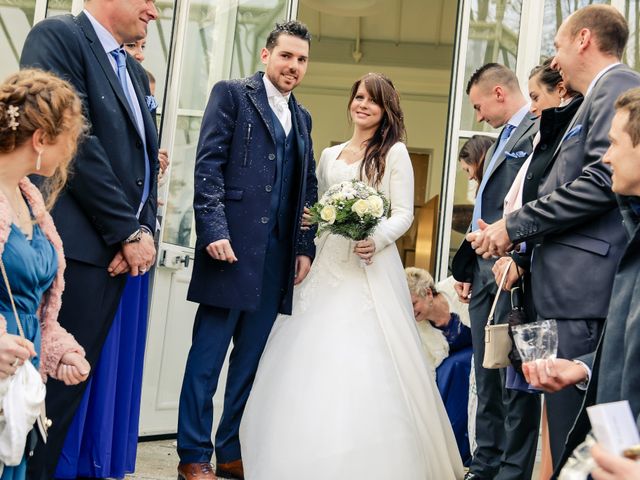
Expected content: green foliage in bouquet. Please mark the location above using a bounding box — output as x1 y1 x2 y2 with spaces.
308 180 390 241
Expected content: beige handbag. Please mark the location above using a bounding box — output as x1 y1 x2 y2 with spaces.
482 259 513 369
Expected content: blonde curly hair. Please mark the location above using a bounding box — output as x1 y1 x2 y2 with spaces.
0 68 87 210
405 267 438 299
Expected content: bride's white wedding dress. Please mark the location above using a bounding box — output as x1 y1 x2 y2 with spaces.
240 142 464 480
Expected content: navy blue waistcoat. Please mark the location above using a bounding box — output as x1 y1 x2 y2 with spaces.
269 108 298 239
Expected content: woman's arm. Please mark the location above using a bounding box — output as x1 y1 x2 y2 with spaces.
371 143 414 251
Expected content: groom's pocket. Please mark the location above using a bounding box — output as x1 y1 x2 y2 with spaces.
225 188 244 201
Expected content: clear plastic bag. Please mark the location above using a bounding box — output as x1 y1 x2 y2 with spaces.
558 432 597 480
511 319 558 363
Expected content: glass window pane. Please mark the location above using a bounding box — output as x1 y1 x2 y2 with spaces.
163 115 201 248
540 0 610 60
0 2 36 81
624 0 640 72
460 0 522 132
447 137 483 271
46 0 72 17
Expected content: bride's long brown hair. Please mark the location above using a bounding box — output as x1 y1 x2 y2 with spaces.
347 73 406 186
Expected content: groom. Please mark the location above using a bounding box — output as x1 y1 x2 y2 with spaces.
177 21 317 480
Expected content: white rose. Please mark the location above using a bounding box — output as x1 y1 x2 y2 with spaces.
351 199 370 217
320 205 337 224
367 195 384 217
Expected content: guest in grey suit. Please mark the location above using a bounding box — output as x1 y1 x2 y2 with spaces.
523 87 640 477
451 64 540 480
467 5 640 467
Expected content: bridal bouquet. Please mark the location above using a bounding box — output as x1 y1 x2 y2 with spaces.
308 180 390 240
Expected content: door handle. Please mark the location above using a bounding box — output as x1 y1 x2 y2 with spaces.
159 249 192 270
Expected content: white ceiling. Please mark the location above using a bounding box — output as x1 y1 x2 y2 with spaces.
299 0 458 46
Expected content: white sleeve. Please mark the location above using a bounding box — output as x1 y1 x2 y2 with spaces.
371 143 414 251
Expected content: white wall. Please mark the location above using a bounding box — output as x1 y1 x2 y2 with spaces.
295 62 452 203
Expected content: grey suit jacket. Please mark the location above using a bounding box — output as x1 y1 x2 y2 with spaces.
505 64 640 319
555 198 640 475
452 111 539 285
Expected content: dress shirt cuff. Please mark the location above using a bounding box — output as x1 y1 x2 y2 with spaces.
572 359 591 391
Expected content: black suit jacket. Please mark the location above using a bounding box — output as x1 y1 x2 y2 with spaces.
20 13 159 267
506 65 640 319
188 73 317 314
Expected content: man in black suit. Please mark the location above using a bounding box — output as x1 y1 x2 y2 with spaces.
468 5 640 467
20 0 159 476
452 64 540 480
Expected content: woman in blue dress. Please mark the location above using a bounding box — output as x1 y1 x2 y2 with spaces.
0 69 90 479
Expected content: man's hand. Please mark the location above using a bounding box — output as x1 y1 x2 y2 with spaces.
0 334 36 378
522 358 588 393
122 232 156 276
454 282 472 304
158 148 170 175
57 352 91 386
300 207 312 231
206 239 238 263
108 251 130 277
467 218 513 258
592 443 640 480
492 256 523 291
294 255 312 285
354 238 376 264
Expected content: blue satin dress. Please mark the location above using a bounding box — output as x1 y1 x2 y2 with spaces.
0 224 57 480
54 274 149 479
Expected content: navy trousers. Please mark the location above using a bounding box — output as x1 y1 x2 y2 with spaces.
177 234 291 464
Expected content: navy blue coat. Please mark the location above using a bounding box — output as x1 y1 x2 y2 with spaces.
188 72 317 314
20 12 159 267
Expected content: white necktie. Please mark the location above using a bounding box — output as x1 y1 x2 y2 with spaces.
273 96 291 135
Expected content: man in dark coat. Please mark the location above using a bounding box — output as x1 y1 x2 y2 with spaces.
523 86 640 478
20 1 159 477
177 21 317 480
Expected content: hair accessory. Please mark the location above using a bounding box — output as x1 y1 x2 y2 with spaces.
6 105 19 131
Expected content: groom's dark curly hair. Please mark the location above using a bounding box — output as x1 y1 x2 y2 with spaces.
265 20 311 51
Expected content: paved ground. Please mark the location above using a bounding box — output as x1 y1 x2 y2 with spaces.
127 439 234 480
128 439 541 479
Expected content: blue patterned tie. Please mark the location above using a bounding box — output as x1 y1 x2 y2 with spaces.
471 123 516 231
110 48 150 216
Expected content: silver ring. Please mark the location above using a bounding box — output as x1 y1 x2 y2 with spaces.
140 268 147 274
11 358 19 368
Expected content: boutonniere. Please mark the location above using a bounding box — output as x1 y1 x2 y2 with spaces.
145 95 158 111
504 150 528 159
563 124 583 141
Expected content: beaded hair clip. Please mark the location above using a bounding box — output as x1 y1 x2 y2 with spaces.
6 105 19 131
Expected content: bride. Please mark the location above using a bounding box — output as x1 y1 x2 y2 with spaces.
240 73 464 480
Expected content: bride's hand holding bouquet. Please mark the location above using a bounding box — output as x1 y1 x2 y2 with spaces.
304 180 389 264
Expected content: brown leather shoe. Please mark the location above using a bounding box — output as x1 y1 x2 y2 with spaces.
216 459 244 479
177 462 217 480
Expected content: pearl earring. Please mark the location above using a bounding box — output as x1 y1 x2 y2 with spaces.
36 151 42 171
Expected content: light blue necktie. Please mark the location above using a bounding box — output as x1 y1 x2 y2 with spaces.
471 123 516 231
110 48 150 217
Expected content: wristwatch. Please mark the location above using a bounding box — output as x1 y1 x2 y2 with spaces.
123 228 143 244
